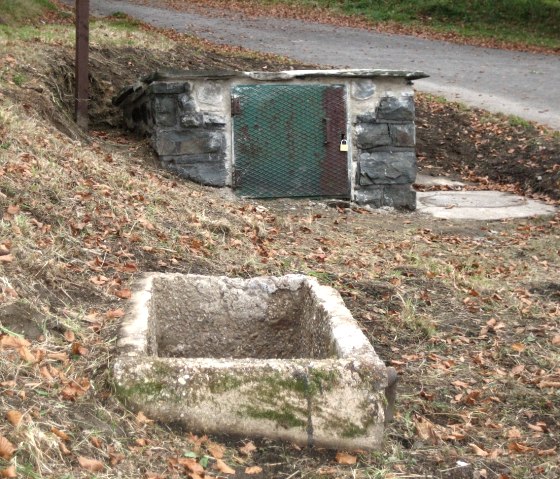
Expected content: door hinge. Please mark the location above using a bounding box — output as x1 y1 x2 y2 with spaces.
231 97 242 116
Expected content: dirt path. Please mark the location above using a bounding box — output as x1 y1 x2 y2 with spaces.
70 0 560 130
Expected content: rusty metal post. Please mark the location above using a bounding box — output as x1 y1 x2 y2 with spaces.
75 0 90 129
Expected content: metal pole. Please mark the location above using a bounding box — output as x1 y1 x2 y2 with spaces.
75 0 90 129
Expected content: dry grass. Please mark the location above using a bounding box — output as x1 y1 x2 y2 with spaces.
0 13 559 479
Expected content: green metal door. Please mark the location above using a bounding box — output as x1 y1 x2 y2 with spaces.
232 84 349 198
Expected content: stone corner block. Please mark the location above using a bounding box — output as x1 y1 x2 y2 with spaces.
359 151 417 186
377 95 415 121
354 185 416 210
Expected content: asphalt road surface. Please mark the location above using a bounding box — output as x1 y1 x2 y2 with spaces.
73 0 560 129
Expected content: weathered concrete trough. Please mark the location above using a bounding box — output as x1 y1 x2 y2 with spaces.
114 273 395 450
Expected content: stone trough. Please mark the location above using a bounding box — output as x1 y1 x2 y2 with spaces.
114 273 396 450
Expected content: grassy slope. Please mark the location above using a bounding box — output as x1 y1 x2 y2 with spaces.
0 0 57 25
186 0 560 50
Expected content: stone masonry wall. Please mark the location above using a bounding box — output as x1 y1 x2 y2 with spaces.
352 93 417 209
121 80 229 187
115 70 424 208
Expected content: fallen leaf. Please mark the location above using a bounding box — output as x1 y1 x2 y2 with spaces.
511 343 526 353
90 436 102 448
6 410 22 427
537 447 556 456
59 441 71 455
106 308 125 319
414 416 441 444
6 205 19 215
245 466 263 474
469 443 489 457
17 346 37 363
61 378 90 400
239 441 257 455
109 452 125 466
552 335 560 345
506 427 522 439
71 342 88 356
537 381 560 389
145 473 165 479
78 456 104 472
51 427 70 442
0 335 30 349
508 442 534 454
64 330 75 342
90 275 109 286
114 288 132 299
0 254 13 263
207 442 225 459
136 411 154 425
0 436 16 460
47 351 69 362
0 465 16 478
178 458 204 474
335 452 357 465
214 459 236 474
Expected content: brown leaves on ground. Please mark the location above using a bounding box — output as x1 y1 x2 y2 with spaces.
78 456 105 472
0 465 17 478
238 441 257 456
244 466 263 474
334 452 357 465
0 436 16 460
213 459 235 475
6 410 22 427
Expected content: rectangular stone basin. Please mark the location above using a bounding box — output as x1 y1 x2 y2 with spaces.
114 273 394 450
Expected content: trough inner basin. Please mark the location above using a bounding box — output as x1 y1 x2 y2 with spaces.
153 276 332 360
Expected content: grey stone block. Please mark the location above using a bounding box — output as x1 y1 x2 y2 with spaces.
389 123 415 146
203 113 227 127
161 153 225 165
355 185 416 210
180 113 203 128
153 96 177 128
351 80 375 100
359 151 417 185
377 95 415 121
354 112 377 124
178 93 197 113
356 124 390 149
149 81 189 95
164 160 228 186
155 130 225 156
384 185 416 210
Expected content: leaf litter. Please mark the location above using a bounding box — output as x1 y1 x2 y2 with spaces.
0 3 558 478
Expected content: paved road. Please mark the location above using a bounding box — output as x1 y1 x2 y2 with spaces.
81 0 560 129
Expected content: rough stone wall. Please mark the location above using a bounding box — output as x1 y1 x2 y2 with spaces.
352 93 417 210
122 80 229 187
117 72 419 208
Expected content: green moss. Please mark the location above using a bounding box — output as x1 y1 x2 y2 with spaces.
253 369 339 404
208 374 243 394
243 405 306 429
340 423 368 438
115 381 164 401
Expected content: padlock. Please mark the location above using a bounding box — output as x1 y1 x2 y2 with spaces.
340 139 348 152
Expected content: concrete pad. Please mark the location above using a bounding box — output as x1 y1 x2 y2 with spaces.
417 190 557 220
415 173 466 188
114 273 393 450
